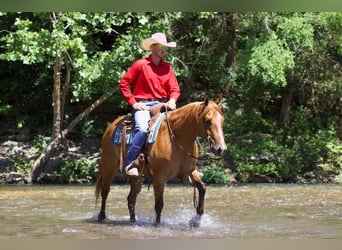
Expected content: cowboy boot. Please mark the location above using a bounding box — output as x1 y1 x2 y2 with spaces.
124 130 147 176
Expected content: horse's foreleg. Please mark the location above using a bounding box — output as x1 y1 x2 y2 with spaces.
153 181 165 225
195 180 206 215
127 176 143 222
189 170 206 227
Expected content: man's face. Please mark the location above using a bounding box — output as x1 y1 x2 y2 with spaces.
151 44 168 58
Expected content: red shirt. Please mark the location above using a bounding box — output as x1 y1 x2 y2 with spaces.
119 56 180 106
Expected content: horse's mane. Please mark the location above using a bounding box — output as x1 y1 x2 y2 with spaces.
168 100 222 128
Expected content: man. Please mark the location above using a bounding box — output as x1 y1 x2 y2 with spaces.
119 32 181 176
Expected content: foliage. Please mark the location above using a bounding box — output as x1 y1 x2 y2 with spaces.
0 12 341 183
79 118 95 138
228 111 340 181
58 158 96 183
326 141 342 170
11 156 33 175
201 166 228 184
32 134 49 155
10 134 49 174
248 33 295 87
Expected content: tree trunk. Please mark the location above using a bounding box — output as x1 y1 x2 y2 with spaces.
222 12 237 95
52 56 61 140
337 106 342 140
280 74 295 127
28 86 120 183
60 52 72 121
61 85 119 137
224 12 237 69
28 135 62 183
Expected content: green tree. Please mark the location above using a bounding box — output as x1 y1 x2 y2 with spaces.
0 12 184 182
0 12 340 183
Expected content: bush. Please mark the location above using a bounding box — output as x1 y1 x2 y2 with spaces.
227 121 340 182
196 138 229 184
284 108 339 176
58 158 96 183
326 140 342 171
201 165 228 184
11 156 33 175
10 134 49 175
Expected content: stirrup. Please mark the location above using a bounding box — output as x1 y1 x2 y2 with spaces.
125 163 139 177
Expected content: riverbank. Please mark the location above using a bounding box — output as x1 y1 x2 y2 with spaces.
0 138 101 185
1 138 341 185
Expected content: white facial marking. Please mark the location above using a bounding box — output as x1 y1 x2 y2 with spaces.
216 112 227 150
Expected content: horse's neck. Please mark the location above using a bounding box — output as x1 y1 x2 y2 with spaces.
168 103 201 141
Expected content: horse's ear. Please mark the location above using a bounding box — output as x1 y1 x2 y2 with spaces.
215 94 223 105
204 95 209 106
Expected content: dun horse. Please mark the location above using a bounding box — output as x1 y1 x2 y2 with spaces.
94 96 227 226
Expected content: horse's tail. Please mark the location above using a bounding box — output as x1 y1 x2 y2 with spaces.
94 163 104 206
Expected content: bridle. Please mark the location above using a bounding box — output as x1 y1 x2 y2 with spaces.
164 104 222 161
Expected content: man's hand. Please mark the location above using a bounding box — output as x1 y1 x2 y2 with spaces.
133 102 147 111
166 98 176 110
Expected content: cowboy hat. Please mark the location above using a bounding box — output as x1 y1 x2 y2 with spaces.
141 32 176 50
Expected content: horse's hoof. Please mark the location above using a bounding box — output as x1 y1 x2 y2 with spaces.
98 216 106 222
189 216 201 227
154 219 162 227
98 211 106 222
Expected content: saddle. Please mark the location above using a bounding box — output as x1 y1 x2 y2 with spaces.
116 103 166 132
148 103 167 132
117 103 167 173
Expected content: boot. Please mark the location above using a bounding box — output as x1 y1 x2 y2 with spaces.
124 130 147 176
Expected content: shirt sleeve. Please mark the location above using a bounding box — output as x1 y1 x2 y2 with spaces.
167 68 181 102
119 61 140 106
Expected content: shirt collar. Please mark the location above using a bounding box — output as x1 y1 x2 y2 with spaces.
146 55 165 66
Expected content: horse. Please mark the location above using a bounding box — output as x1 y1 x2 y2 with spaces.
94 95 227 227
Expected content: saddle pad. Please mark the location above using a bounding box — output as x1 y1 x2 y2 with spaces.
147 112 165 144
111 113 165 145
111 127 133 145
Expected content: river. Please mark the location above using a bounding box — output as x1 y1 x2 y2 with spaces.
0 184 341 239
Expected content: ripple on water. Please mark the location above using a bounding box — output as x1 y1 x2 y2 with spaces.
1 184 341 239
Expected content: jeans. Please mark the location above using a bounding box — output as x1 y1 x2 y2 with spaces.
124 101 161 166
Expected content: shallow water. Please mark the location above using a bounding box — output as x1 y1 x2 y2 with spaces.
0 184 341 239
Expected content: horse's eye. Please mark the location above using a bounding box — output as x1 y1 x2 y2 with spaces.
205 118 212 126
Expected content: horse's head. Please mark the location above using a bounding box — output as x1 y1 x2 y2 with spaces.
199 95 227 156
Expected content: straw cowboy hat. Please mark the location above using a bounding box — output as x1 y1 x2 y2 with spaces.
141 32 176 50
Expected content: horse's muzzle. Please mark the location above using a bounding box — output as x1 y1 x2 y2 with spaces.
208 136 227 156
215 147 226 156
211 145 226 156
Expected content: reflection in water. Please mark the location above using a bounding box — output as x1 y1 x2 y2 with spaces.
0 184 341 239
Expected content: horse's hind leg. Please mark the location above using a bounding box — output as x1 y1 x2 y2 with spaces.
98 185 109 221
127 176 143 222
96 159 118 222
188 170 206 227
97 172 115 221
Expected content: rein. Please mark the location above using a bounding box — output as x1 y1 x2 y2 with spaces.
164 106 200 160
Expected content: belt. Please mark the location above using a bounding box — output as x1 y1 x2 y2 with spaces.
136 97 167 102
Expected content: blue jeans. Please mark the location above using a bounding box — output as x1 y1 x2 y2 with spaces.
124 101 161 166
